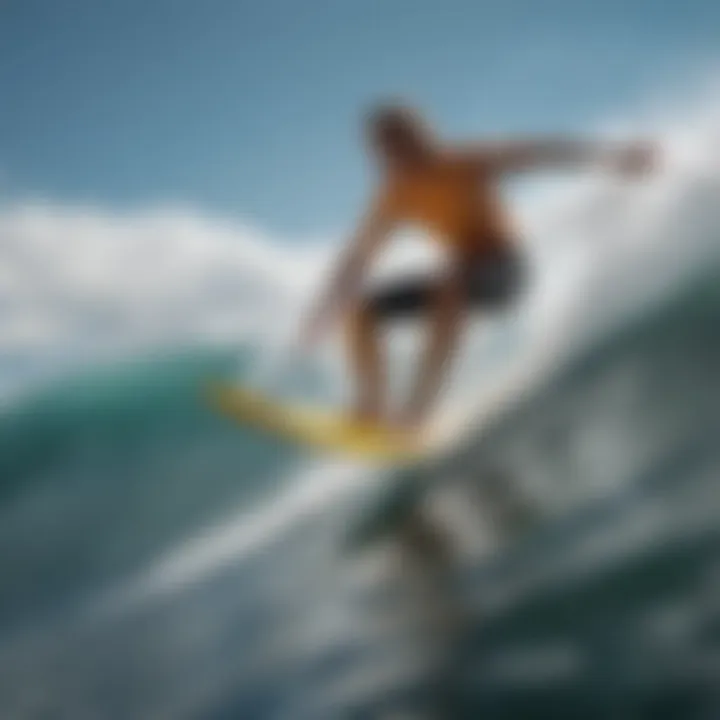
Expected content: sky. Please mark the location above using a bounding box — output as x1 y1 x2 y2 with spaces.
2 0 719 236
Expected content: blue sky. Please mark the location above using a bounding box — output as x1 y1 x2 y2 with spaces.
1 0 718 234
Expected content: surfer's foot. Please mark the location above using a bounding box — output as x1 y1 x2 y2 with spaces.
387 410 427 437
350 404 426 442
349 405 385 428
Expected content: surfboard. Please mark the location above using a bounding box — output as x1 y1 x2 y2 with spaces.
206 382 432 464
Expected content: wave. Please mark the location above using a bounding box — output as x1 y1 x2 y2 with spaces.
0 346 307 631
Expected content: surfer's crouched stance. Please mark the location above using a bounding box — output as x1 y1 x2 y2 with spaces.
300 105 655 432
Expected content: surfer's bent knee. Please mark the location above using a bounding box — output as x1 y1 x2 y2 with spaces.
346 301 378 338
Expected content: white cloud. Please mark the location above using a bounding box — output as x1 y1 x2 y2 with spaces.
0 203 330 392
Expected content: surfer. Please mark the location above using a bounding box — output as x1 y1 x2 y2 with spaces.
300 104 655 432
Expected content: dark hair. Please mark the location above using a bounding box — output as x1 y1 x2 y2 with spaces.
365 103 429 151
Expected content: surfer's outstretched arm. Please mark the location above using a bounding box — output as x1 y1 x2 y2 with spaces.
468 138 656 176
299 194 396 347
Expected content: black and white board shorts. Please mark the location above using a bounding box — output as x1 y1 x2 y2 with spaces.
367 243 526 321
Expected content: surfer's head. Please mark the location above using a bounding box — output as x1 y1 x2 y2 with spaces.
366 103 435 168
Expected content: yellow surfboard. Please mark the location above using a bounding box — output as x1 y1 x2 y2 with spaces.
206 382 429 464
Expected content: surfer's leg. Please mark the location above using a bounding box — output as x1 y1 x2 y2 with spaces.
397 245 526 428
399 263 466 428
350 275 435 423
346 302 385 422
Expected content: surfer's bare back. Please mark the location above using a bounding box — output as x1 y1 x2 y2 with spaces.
300 104 656 432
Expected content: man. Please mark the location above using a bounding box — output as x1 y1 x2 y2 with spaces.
300 105 654 433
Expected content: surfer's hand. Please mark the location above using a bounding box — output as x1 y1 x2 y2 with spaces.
611 143 657 177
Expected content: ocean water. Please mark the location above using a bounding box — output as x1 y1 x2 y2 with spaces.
0 260 717 720
1 96 720 719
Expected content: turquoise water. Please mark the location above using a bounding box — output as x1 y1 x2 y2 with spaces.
0 349 303 631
